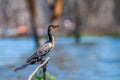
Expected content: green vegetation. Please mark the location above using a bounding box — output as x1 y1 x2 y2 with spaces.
32 71 55 80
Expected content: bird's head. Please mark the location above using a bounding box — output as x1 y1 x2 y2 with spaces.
49 25 59 30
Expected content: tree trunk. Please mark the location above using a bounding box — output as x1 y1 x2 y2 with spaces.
27 0 40 47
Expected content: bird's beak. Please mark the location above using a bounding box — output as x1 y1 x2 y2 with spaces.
53 25 59 29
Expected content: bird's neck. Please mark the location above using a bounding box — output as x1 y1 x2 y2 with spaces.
48 28 55 47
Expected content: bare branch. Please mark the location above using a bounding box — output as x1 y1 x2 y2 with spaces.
28 57 50 80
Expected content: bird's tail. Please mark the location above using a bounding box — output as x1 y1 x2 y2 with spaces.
13 63 29 71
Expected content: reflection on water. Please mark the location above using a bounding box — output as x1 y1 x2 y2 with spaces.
0 36 120 80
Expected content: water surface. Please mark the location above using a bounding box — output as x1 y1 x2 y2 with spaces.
0 36 120 80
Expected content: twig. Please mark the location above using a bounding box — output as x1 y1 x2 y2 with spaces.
28 57 50 80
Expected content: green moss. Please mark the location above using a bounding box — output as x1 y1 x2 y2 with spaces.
32 71 55 80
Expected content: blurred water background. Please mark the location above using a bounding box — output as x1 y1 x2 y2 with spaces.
0 36 120 80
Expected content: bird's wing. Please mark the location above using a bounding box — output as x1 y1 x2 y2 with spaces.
37 42 53 56
26 42 53 63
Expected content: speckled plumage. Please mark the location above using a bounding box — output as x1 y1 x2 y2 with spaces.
27 42 53 64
